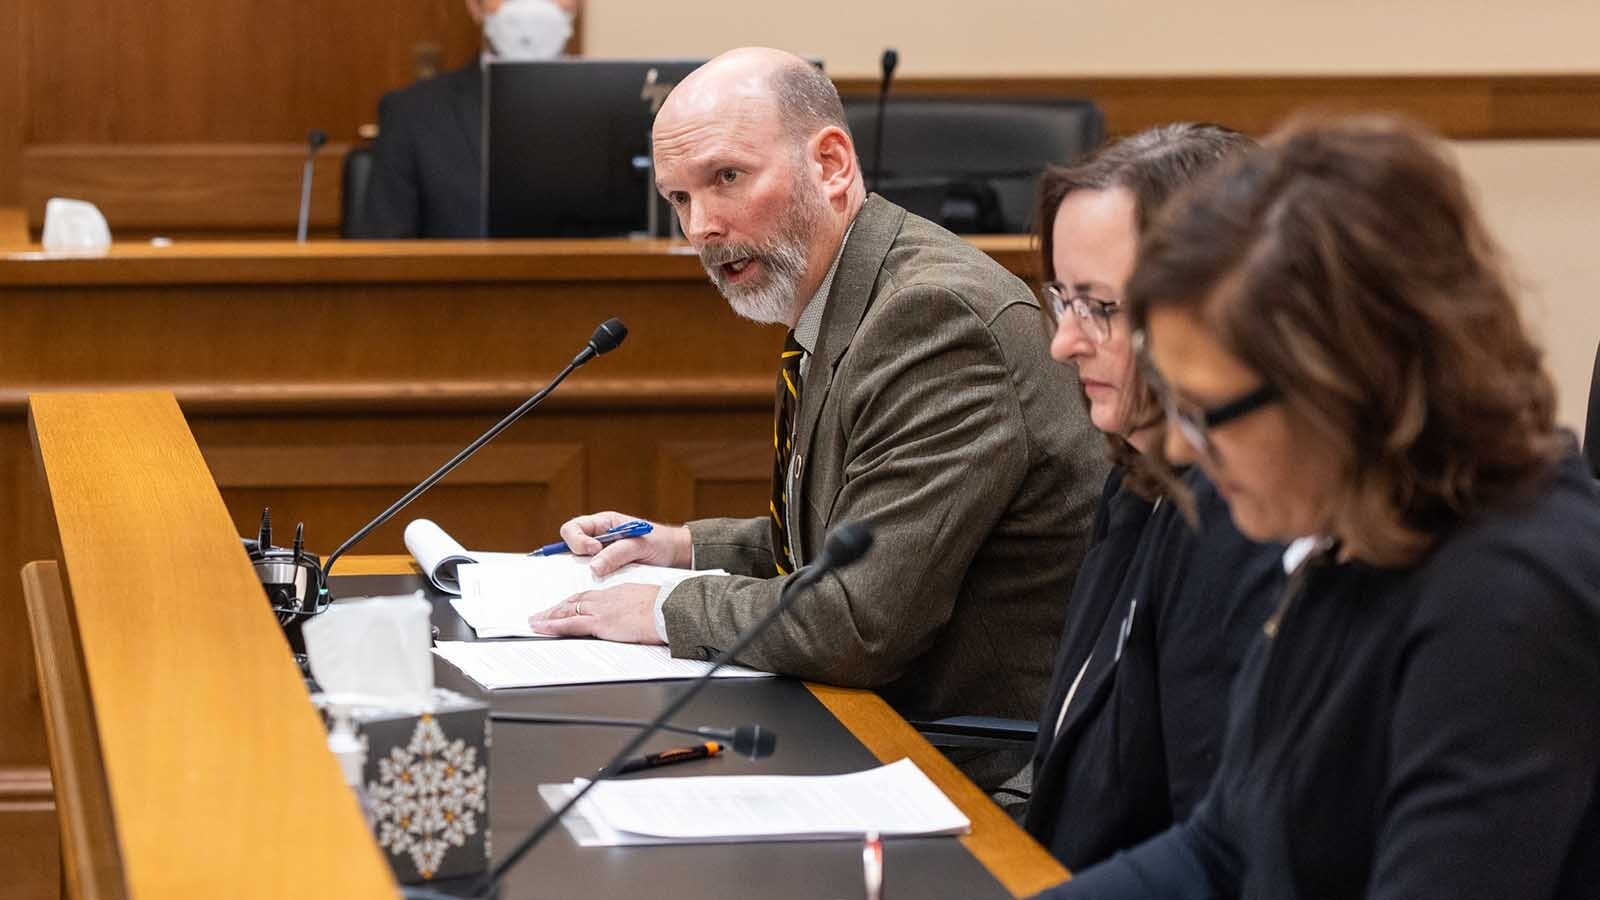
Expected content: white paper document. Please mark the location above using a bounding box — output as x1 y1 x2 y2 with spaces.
537 758 970 846
431 639 774 690
451 556 727 639
403 518 528 595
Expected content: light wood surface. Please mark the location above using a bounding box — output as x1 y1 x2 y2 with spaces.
28 391 395 898
341 554 1071 898
22 560 123 900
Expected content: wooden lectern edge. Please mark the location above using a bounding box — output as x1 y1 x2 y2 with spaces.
341 553 1072 898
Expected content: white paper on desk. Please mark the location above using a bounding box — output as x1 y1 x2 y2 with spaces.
538 758 969 846
451 557 728 639
403 518 527 595
431 639 774 690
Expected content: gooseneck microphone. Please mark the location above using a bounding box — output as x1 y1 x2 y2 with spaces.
315 319 629 603
490 712 778 759
472 521 876 898
296 128 328 243
870 48 899 195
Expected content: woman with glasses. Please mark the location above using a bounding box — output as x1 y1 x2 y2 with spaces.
1022 123 1284 873
1036 116 1600 899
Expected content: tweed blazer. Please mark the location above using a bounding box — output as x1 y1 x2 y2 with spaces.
663 195 1107 721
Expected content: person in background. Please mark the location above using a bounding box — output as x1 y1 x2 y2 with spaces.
1021 123 1283 871
355 0 579 238
1038 115 1600 899
527 48 1108 788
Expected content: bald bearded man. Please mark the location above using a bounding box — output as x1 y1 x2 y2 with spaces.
531 49 1105 763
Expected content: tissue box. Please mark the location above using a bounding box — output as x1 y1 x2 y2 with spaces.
344 690 492 883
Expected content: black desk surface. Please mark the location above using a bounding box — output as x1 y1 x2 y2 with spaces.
336 573 1012 900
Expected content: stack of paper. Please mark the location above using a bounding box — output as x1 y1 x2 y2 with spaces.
453 556 727 639
403 518 527 594
432 640 774 690
538 758 970 846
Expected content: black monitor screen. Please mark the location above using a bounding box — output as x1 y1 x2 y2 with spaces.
484 59 706 238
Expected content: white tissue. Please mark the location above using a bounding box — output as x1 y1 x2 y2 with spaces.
41 197 112 253
303 592 435 711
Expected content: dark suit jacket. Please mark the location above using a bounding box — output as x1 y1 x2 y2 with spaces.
355 63 484 239
1024 467 1281 871
663 195 1108 723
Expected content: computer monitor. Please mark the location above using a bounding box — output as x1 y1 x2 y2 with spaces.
484 59 707 238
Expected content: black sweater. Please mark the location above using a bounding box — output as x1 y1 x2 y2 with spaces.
1025 467 1282 871
1037 453 1600 900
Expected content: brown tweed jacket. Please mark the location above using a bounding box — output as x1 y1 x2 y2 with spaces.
663 195 1107 721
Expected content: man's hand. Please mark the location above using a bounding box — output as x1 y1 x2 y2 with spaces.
558 510 692 577
528 582 663 644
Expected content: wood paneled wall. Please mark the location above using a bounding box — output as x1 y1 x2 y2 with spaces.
3 0 1599 237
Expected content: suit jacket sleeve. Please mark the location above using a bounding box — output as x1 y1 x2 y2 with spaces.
662 283 1032 685
357 91 422 239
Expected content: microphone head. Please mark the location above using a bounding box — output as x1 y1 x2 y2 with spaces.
307 129 328 152
881 48 899 77
731 725 777 759
588 318 628 357
820 521 875 569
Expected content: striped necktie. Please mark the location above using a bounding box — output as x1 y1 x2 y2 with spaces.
769 331 804 574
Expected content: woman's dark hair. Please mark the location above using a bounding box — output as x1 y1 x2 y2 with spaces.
1035 123 1256 500
1127 114 1564 565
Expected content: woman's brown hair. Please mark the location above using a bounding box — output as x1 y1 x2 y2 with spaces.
1035 123 1256 499
1127 114 1565 566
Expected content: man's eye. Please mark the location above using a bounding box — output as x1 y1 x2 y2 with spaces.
668 192 689 206
717 169 739 185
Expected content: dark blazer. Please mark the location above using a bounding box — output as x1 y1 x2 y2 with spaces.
664 195 1109 724
1024 467 1281 871
355 63 484 239
1040 451 1600 900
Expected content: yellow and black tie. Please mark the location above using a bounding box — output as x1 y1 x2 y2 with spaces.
769 331 804 574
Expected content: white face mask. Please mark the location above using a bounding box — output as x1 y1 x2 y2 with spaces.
483 0 573 62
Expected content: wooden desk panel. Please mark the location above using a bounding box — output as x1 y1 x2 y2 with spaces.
0 236 1040 883
28 391 395 898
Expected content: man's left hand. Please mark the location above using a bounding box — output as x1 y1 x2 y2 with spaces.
528 582 664 644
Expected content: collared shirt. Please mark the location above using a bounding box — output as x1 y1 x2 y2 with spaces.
650 221 855 643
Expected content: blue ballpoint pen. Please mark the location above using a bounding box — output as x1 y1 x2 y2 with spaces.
528 520 653 557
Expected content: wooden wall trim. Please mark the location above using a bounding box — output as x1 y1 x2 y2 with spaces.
12 74 1600 239
0 765 53 811
20 142 351 231
0 377 775 416
0 0 22 208
0 207 27 248
0 235 1034 284
833 73 1600 140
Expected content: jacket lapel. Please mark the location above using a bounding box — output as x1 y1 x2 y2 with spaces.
789 194 905 563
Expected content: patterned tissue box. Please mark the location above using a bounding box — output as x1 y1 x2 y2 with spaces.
344 690 492 883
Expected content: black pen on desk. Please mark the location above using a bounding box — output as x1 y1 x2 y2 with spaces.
608 740 722 776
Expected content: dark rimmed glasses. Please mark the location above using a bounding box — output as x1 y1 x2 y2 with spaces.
1134 330 1280 465
1043 281 1121 345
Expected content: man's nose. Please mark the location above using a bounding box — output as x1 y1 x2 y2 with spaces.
685 201 725 245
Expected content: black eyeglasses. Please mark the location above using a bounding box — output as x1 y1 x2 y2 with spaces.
1042 282 1121 345
1134 330 1279 465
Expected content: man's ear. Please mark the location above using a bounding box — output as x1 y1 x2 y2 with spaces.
811 126 859 207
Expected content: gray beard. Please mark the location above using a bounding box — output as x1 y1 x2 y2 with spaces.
698 187 826 325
